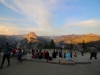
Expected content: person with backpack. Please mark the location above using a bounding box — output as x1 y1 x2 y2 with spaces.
0 42 12 69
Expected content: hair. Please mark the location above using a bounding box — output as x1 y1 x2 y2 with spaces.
5 42 9 45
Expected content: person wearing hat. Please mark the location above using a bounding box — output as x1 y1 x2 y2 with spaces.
65 50 71 60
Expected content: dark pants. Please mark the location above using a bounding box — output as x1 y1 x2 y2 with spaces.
1 54 10 67
81 52 84 56
90 52 97 60
18 57 22 62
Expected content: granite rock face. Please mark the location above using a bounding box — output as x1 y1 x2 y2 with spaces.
25 32 39 43
17 32 44 49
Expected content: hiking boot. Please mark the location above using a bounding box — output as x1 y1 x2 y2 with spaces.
7 64 10 67
0 66 3 69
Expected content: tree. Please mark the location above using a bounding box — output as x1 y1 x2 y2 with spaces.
82 40 86 51
50 39 55 49
44 42 47 49
69 44 73 50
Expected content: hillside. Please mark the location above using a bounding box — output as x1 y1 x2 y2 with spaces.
53 33 100 44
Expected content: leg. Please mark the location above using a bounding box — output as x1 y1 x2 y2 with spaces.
1 55 6 67
7 54 10 66
90 53 92 60
95 52 97 59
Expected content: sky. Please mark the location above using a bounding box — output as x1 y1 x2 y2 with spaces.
0 0 100 36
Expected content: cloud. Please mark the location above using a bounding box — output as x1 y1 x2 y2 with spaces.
64 19 100 28
0 0 58 34
0 0 100 35
0 25 29 35
1 0 55 26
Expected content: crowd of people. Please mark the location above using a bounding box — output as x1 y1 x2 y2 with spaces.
0 42 98 69
0 42 27 69
31 49 75 61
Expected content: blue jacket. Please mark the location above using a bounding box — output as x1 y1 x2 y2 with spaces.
65 53 71 60
4 45 12 55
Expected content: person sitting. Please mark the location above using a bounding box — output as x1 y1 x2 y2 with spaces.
65 50 72 60
90 45 97 60
38 49 42 59
45 50 49 59
34 50 38 59
42 50 45 58
52 50 56 58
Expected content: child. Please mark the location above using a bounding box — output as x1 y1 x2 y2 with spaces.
18 49 22 62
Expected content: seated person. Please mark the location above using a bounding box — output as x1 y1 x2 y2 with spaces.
65 50 72 60
52 50 56 58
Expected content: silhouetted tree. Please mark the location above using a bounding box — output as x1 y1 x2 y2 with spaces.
69 44 73 50
50 39 55 49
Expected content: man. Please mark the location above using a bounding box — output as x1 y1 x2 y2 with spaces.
90 45 97 60
81 48 84 56
0 42 12 69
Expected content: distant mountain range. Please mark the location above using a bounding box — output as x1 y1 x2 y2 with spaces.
0 32 100 49
53 33 100 44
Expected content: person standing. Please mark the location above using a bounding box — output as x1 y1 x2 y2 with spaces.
81 48 84 56
90 46 97 60
0 42 12 69
18 49 22 62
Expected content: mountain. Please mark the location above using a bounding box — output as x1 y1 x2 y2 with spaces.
0 32 100 49
17 32 44 49
53 33 100 44
0 35 23 48
25 32 39 43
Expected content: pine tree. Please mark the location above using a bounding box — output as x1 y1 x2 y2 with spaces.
50 39 55 49
44 42 47 49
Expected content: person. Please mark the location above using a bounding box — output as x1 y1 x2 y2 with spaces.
63 50 66 58
52 50 56 58
34 50 38 59
90 46 97 60
22 48 27 56
45 50 49 59
12 47 16 57
59 51 62 58
32 49 35 55
65 50 71 60
16 48 19 56
38 49 42 59
81 48 84 56
0 42 12 69
18 49 22 62
70 50 72 58
55 50 58 56
42 50 45 58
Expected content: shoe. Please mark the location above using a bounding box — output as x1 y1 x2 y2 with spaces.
0 66 3 69
7 64 10 67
